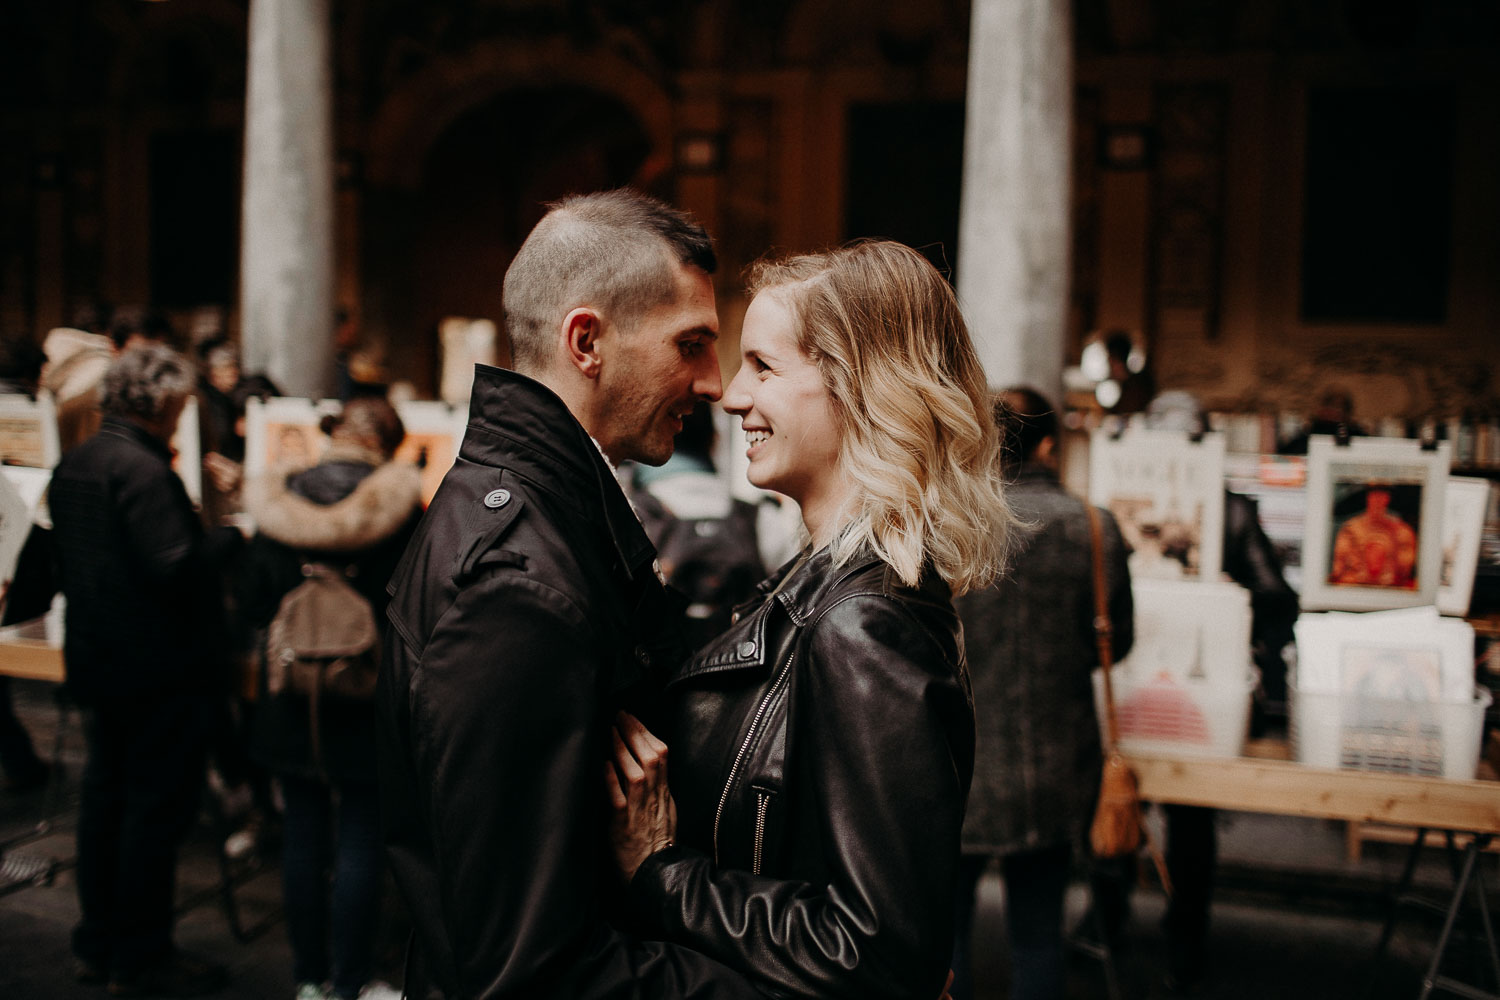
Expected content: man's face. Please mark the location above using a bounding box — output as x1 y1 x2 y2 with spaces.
594 262 721 466
1367 489 1391 516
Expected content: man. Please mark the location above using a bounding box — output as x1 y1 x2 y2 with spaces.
950 387 1134 1000
49 344 242 996
378 190 759 999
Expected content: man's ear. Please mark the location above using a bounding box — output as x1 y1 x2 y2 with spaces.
1035 434 1059 469
561 308 604 379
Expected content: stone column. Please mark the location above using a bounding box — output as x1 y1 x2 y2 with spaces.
239 0 335 398
957 0 1072 397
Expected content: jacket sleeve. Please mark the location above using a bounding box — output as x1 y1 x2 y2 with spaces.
394 571 758 1000
118 463 241 583
1099 508 1135 663
629 595 971 1000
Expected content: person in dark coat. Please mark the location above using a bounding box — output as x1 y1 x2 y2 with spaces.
48 344 243 997
949 387 1135 1000
606 241 1017 999
377 190 759 999
238 396 421 1000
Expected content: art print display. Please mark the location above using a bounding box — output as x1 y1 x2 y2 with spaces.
1436 476 1491 617
1089 428 1225 582
0 471 31 604
0 393 60 469
393 401 467 507
1299 437 1448 612
170 395 201 506
1293 606 1482 778
243 396 341 480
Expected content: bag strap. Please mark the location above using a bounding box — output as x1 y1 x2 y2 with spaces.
1087 505 1174 896
1085 505 1119 752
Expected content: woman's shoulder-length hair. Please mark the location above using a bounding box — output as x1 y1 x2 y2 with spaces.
746 240 1016 596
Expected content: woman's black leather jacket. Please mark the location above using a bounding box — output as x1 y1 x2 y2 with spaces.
627 544 976 999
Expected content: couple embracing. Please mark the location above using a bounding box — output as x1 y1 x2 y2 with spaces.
378 189 1018 1000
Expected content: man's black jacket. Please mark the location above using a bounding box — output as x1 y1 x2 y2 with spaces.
378 365 757 999
48 416 240 701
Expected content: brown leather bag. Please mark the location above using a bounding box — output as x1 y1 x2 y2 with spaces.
1085 506 1145 860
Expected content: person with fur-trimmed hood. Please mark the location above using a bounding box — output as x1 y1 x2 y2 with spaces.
238 396 422 1000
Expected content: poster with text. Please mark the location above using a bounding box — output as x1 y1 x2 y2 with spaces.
1089 428 1226 582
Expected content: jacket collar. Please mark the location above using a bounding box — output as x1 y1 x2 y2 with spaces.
1010 461 1060 487
461 364 657 584
98 414 173 462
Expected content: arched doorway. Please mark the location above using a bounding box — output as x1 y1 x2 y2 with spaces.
366 87 659 395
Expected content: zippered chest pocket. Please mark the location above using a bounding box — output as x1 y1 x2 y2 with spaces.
751 785 777 875
713 649 794 868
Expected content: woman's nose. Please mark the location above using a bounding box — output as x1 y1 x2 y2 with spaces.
721 366 752 415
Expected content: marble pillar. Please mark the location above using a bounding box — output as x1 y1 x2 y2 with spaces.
239 0 335 398
957 0 1072 398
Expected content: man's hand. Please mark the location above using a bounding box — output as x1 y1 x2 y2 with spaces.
204 452 243 494
605 712 677 883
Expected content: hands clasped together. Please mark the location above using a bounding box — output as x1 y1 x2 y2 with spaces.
605 712 677 882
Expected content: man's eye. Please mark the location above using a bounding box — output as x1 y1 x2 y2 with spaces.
680 340 705 358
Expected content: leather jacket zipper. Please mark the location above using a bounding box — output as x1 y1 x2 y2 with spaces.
752 791 770 875
713 649 795 865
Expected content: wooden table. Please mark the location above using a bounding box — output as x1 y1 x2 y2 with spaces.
1126 742 1500 999
0 637 64 683
1129 740 1500 836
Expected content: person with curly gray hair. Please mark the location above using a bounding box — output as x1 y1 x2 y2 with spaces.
49 343 245 997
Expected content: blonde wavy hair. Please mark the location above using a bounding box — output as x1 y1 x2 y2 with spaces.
747 240 1016 595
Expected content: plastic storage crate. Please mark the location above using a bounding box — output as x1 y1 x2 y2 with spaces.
1290 685 1492 780
1092 669 1256 759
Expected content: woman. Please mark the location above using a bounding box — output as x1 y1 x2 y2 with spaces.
608 240 1017 999
239 397 421 1000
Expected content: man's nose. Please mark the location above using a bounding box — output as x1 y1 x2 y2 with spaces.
694 356 723 402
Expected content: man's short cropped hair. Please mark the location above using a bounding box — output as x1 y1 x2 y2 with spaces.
100 344 195 423
503 189 716 373
996 386 1058 468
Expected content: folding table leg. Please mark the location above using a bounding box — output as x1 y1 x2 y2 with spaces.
1420 836 1500 1000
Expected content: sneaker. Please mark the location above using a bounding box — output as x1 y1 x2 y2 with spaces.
223 810 264 860
107 951 227 997
295 983 329 1000
356 982 402 1000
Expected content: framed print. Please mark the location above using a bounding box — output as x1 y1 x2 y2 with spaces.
1300 436 1448 612
243 396 342 481
170 395 201 507
1089 428 1226 582
1436 476 1491 617
394 401 467 507
0 470 31 603
0 393 60 469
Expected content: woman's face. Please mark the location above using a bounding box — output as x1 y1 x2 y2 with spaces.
723 289 843 516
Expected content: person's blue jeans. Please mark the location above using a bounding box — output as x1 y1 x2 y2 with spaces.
952 843 1073 1000
279 773 381 999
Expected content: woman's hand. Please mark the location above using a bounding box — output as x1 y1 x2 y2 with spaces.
605 712 677 883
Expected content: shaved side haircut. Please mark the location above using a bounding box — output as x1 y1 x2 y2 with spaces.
503 189 717 374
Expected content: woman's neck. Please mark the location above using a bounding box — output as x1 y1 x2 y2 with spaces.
798 481 855 550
